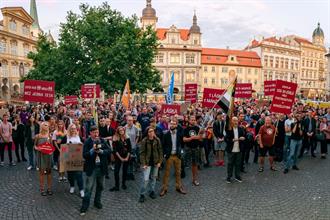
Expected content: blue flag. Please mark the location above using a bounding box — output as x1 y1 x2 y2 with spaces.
166 72 175 104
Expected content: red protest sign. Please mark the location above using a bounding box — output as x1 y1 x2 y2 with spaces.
235 83 252 98
270 80 297 114
81 84 100 99
202 88 225 108
24 80 55 104
184 83 198 104
65 96 78 105
161 104 180 116
264 80 276 96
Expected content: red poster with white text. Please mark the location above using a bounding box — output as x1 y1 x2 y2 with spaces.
235 83 252 98
270 80 297 114
202 88 225 108
264 80 276 96
161 104 181 116
65 96 78 105
24 80 55 104
184 83 198 104
81 84 100 99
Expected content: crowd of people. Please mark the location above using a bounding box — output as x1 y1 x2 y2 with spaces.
0 99 329 216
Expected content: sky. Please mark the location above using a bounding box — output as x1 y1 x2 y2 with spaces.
1 0 329 49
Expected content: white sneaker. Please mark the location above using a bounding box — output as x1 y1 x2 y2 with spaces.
70 187 75 194
53 165 58 171
80 190 85 198
36 167 39 171
58 176 63 182
0 162 4 166
27 166 32 170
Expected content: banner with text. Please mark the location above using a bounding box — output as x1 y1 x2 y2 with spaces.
81 84 100 99
59 144 84 173
270 80 297 114
202 88 225 108
184 83 198 104
264 80 276 96
161 104 181 116
24 80 55 104
235 83 252 98
64 96 78 105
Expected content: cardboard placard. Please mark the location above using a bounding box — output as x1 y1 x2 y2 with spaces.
59 144 84 172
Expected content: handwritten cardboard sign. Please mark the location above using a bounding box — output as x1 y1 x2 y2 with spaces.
59 144 84 172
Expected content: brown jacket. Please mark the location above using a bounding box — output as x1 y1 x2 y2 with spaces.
140 136 163 166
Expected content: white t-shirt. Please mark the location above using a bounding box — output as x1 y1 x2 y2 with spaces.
232 127 240 153
284 118 294 136
67 135 81 144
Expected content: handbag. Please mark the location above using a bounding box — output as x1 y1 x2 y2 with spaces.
316 132 325 141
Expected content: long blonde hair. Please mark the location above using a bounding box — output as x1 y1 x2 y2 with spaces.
67 124 78 138
40 122 50 136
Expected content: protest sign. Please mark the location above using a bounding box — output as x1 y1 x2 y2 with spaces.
270 80 297 114
65 96 78 105
161 104 180 116
202 88 225 108
235 83 252 98
184 83 198 104
81 84 100 99
59 144 84 173
24 80 55 104
264 80 276 96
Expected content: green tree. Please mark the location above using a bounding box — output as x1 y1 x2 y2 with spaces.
25 2 161 96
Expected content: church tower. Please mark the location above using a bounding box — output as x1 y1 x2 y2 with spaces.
189 11 201 46
312 22 324 47
30 0 42 37
140 0 158 30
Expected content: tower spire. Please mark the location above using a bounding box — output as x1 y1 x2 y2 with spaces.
189 10 200 34
30 0 40 29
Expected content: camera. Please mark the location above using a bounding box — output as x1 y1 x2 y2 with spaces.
94 139 102 150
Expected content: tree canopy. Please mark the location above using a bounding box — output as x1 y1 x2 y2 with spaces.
25 2 161 96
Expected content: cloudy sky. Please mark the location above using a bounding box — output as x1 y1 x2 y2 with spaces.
1 0 329 49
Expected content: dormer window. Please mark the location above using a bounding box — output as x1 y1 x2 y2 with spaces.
171 38 176 44
229 55 236 62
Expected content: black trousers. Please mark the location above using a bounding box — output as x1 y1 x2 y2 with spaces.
13 138 25 161
300 136 316 156
114 160 128 187
227 152 242 179
0 142 13 163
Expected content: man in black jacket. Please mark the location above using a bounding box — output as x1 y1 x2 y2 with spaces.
160 120 186 197
80 126 110 216
225 117 245 183
299 111 316 158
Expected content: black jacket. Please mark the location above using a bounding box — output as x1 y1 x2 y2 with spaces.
213 120 225 139
25 123 40 147
162 129 183 159
302 117 316 135
225 127 245 153
83 137 110 176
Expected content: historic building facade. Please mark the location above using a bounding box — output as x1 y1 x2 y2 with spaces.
246 37 301 97
201 48 262 94
140 0 202 98
0 0 42 100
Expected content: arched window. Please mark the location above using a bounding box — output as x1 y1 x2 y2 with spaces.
0 38 6 53
9 20 17 31
10 41 18 55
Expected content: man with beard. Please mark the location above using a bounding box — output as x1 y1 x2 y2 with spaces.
160 120 186 197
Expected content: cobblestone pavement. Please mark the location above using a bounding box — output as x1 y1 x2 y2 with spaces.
0 152 329 220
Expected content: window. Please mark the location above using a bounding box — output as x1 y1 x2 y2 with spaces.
280 58 284 68
173 71 180 82
295 61 298 70
194 40 198 45
285 59 289 69
155 53 164 63
255 69 258 75
212 78 216 85
222 67 228 73
9 20 17 31
12 64 19 77
186 71 195 82
10 41 18 55
204 78 208 84
203 66 208 72
263 56 268 67
211 66 215 72
236 68 242 74
275 57 279 68
22 25 30 36
170 53 180 64
0 39 6 53
290 60 294 69
269 57 274 67
171 38 176 44
23 44 30 56
1 62 8 77
248 69 251 74
185 54 195 64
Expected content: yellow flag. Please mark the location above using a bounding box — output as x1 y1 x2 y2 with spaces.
121 80 130 109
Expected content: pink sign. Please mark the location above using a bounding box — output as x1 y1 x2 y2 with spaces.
24 80 55 104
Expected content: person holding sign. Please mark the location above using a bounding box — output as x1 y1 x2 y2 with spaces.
34 122 54 196
109 126 132 192
258 117 276 172
63 124 84 198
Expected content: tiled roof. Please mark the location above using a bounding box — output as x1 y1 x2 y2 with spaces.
294 37 313 45
202 48 262 68
263 37 289 45
156 28 190 41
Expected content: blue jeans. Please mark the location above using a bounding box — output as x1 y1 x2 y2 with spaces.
283 136 291 163
67 171 84 191
140 166 158 195
285 139 302 169
81 167 104 210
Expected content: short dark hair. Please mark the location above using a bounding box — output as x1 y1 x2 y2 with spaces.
90 126 98 133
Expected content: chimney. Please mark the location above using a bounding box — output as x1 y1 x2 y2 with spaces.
226 46 230 50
